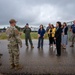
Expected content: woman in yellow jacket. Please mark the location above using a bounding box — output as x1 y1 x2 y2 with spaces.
48 24 56 48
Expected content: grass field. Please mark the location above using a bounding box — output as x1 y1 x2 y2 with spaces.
0 31 74 41
0 32 48 39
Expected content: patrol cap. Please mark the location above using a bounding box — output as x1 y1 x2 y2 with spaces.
26 23 29 25
9 19 17 24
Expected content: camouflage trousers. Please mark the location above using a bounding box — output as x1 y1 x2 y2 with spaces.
8 43 19 66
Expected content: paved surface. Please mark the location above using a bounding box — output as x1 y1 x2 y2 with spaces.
0 40 75 75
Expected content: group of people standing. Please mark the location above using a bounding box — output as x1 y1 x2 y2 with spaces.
5 19 75 70
23 21 69 56
46 22 62 56
46 22 68 50
37 20 75 56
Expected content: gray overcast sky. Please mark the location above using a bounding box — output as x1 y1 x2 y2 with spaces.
0 0 75 26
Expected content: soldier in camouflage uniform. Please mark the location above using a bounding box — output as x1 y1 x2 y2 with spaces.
6 19 22 70
23 23 34 48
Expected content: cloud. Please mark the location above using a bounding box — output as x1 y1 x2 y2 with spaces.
0 0 75 26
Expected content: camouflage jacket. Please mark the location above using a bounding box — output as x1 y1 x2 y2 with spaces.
6 26 22 47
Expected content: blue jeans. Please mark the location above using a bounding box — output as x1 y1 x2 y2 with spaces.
38 37 44 48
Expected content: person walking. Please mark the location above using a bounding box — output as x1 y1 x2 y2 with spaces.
62 22 68 49
6 19 22 70
23 23 34 48
54 21 62 56
37 24 45 49
70 20 75 47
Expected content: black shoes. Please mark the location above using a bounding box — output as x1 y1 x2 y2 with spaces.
37 47 43 49
0 54 3 56
70 45 74 47
37 47 40 48
56 54 61 56
0 54 2 66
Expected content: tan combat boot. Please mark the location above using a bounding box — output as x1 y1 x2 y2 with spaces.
10 64 15 69
15 64 23 70
31 45 34 48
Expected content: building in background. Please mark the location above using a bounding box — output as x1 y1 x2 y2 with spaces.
67 21 73 26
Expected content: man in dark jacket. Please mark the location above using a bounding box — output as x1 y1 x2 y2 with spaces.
23 23 34 48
